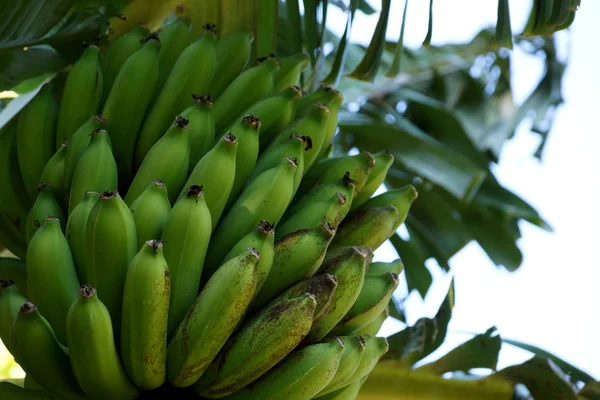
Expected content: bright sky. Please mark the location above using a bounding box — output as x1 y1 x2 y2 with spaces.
335 0 600 378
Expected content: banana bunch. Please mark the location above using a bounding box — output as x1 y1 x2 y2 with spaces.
0 18 419 400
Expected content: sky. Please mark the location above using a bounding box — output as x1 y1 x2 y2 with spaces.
335 0 600 378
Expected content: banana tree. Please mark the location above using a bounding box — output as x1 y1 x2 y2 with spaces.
0 0 598 399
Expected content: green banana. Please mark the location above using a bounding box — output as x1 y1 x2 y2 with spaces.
209 29 254 99
0 382 52 399
102 35 160 188
25 183 66 242
155 18 194 97
179 133 238 229
39 141 68 209
0 279 27 354
297 151 375 199
24 374 46 392
162 185 212 337
63 115 107 195
274 52 310 92
330 205 399 252
213 55 279 133
341 335 388 386
0 117 31 221
315 375 368 400
16 85 58 201
222 338 345 400
66 191 100 284
355 184 419 232
251 222 336 313
167 248 259 388
222 115 261 213
322 142 335 158
306 246 372 342
85 191 137 337
358 307 389 336
130 180 172 249
135 28 217 167
195 293 317 398
125 116 190 206
351 150 394 210
101 25 149 102
68 129 118 215
368 259 404 275
66 284 139 400
26 217 80 345
317 335 366 396
56 45 103 148
0 212 27 260
0 259 27 296
121 240 170 390
205 157 298 278
10 302 85 400
332 272 399 336
180 94 215 169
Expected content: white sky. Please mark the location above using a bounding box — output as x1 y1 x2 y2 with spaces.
335 0 600 378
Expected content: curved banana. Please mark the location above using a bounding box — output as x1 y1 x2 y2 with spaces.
167 248 259 388
0 382 53 399
85 191 137 337
102 35 161 188
121 240 170 390
68 129 118 215
66 191 100 284
274 52 310 92
24 374 46 392
368 259 404 275
315 375 368 400
195 293 317 398
351 150 394 210
26 217 80 345
0 279 28 354
222 338 345 400
180 133 238 229
10 302 85 400
0 258 27 296
16 84 58 201
63 115 107 195
161 185 212 337
66 285 139 399
355 184 419 232
129 180 171 249
180 94 215 169
135 27 217 167
340 335 388 387
306 246 372 342
125 116 190 206
25 183 66 242
155 18 194 97
56 45 103 148
330 205 399 252
39 141 68 209
358 307 389 336
0 117 31 222
209 29 254 99
317 335 366 396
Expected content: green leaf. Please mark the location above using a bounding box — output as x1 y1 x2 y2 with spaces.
389 233 432 298
255 0 278 57
284 0 302 55
0 46 64 92
357 0 376 15
303 0 320 65
493 0 513 49
386 0 409 78
580 381 600 400
321 0 358 86
0 76 54 131
422 0 433 47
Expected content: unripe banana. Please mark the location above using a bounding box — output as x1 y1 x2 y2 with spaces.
367 259 404 275
213 55 279 133
129 180 171 249
63 115 107 194
341 335 389 386
167 248 259 388
26 217 80 345
0 259 27 296
24 374 46 392
351 150 394 210
358 307 389 336
162 185 212 337
274 52 310 92
155 18 194 97
179 133 238 229
10 302 85 400
195 293 317 398
135 28 217 166
332 272 399 336
125 116 190 206
0 279 27 354
298 151 375 199
39 141 68 208
356 184 419 232
0 382 53 399
25 183 66 242
330 205 399 252
180 94 215 169
16 85 58 202
101 25 149 101
209 29 254 99
222 338 345 400
251 222 336 313
102 36 160 187
317 335 366 396
66 285 139 400
0 117 31 220
205 157 298 278
0 213 27 260
68 129 118 215
66 191 100 284
315 375 368 400
121 240 170 390
306 246 372 342
85 191 137 337
322 142 335 158
56 45 103 148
